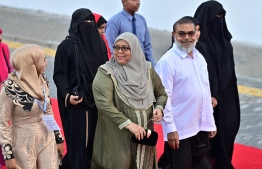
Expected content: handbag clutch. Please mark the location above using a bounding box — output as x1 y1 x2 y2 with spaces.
131 129 158 146
69 85 83 99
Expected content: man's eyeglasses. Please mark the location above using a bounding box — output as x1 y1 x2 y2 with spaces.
176 31 195 38
113 46 131 52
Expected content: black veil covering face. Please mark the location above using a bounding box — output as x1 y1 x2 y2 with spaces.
66 8 108 108
194 1 240 169
53 8 108 169
194 1 234 91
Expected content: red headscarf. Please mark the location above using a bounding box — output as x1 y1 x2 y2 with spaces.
93 13 111 60
0 28 13 85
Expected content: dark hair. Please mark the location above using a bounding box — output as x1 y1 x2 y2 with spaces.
173 18 196 32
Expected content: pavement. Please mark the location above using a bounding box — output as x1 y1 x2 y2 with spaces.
0 6 262 150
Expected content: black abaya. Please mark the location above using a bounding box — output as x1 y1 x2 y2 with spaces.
194 1 240 168
53 8 108 169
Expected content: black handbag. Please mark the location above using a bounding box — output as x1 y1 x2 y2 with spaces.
69 85 83 99
131 129 158 146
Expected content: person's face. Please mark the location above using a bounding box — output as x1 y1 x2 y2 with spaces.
0 34 2 43
40 56 48 75
173 23 196 49
113 39 131 65
122 0 140 14
195 25 200 41
98 23 106 36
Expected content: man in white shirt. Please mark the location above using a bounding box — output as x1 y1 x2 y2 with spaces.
155 18 217 169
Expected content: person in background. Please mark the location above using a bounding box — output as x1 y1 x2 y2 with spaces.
93 13 111 60
0 44 64 169
0 27 14 169
155 18 217 169
106 0 156 67
53 8 108 169
194 1 241 168
0 28 13 85
91 32 167 169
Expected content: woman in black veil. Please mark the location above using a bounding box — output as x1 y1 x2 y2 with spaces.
53 8 108 169
194 1 240 169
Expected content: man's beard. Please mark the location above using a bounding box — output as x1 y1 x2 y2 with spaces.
174 38 196 54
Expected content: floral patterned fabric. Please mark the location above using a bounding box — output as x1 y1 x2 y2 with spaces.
1 143 14 160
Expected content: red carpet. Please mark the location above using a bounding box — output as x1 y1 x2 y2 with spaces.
154 124 262 169
3 98 259 169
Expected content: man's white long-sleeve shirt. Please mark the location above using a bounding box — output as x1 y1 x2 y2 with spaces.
155 44 216 141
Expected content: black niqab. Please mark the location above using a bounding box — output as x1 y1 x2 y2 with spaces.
194 1 235 91
66 8 108 108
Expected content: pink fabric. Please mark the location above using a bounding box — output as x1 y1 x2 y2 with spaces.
101 34 111 60
93 13 111 60
2 43 14 72
0 42 7 168
0 42 13 84
0 28 10 168
0 151 4 168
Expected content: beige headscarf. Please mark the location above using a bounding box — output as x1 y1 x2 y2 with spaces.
9 44 48 100
104 32 155 110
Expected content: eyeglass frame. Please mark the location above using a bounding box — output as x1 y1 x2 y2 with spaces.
112 45 131 52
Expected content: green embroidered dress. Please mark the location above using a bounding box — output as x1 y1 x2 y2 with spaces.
91 66 167 169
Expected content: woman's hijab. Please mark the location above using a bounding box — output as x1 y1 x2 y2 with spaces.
93 13 107 28
194 1 234 91
93 13 111 60
105 32 154 110
66 8 108 108
9 44 48 100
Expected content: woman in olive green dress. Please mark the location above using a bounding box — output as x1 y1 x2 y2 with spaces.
91 32 167 169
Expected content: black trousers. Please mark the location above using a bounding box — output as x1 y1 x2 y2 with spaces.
164 131 211 169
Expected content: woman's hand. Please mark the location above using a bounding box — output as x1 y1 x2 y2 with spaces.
153 108 163 122
5 159 17 169
57 143 64 158
125 122 146 140
69 95 83 105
